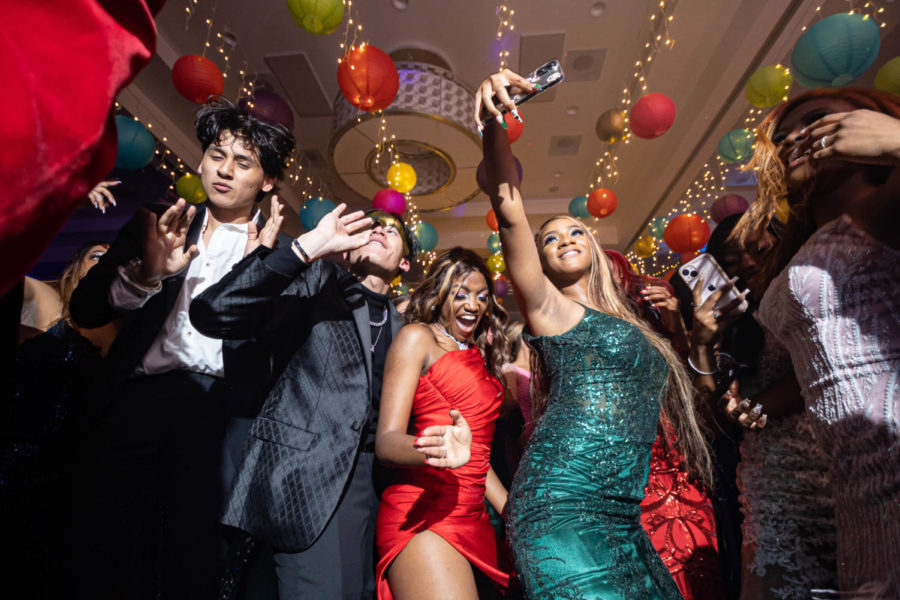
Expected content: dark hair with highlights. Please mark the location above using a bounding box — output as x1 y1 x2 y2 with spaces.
194 98 296 180
404 248 509 384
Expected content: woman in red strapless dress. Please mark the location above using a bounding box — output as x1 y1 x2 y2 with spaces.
375 248 511 600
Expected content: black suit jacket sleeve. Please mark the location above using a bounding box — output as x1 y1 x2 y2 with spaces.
190 243 331 341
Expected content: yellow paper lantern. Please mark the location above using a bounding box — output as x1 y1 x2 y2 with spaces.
387 162 416 194
175 174 207 204
745 65 793 108
874 57 900 95
634 235 657 258
390 274 402 287
486 253 506 273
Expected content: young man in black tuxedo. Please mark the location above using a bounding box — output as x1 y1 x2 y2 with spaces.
65 100 294 598
190 206 416 599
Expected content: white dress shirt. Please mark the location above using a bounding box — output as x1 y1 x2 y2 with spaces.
109 209 256 377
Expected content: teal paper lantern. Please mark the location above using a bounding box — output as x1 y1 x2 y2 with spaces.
415 221 438 253
649 216 669 239
114 115 155 170
299 197 336 231
718 128 755 164
791 12 880 88
568 195 591 219
487 232 502 254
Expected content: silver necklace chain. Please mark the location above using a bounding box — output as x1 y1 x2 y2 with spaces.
433 322 470 351
369 307 388 327
369 307 388 353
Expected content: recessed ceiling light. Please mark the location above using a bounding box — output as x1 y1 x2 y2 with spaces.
566 105 579 115
392 0 409 9
590 2 607 17
553 171 563 178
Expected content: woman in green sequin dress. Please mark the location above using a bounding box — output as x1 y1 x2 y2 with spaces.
475 70 713 599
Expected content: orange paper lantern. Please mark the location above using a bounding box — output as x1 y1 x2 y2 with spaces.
172 55 224 104
337 44 399 113
663 214 710 254
486 209 499 231
587 188 618 218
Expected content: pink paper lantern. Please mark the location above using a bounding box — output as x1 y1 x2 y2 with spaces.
629 93 676 139
709 194 749 224
372 188 406 214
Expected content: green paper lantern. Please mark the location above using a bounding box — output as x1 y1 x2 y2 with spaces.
415 221 438 253
175 174 207 204
568 195 590 219
745 65 793 108
286 0 345 35
875 57 900 95
487 232 502 254
718 128 755 164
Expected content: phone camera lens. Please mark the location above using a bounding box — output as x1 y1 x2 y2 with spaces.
707 284 716 292
681 269 689 276
690 270 698 277
536 67 548 76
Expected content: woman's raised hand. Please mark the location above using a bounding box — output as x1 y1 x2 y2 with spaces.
690 276 745 347
805 109 900 166
473 69 535 131
414 409 472 469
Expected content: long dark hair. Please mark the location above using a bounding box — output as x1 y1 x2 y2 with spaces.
404 248 509 384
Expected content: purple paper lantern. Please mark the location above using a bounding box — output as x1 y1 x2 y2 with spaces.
239 90 295 131
372 188 406 214
476 158 523 195
494 276 510 298
710 194 749 223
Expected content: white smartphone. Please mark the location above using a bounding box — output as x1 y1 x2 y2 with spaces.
677 253 748 313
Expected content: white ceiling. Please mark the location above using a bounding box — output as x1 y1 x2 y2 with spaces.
120 0 900 264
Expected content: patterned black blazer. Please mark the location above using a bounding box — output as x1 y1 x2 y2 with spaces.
189 243 403 552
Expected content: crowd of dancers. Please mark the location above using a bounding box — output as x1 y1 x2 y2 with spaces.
2 42 899 600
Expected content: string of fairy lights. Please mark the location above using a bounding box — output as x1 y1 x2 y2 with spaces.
626 0 891 276
495 2 516 72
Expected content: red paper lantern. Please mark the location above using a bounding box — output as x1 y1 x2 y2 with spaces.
486 209 499 231
504 110 524 143
337 44 399 113
681 251 700 263
172 55 224 104
664 214 710 254
629 93 676 139
709 194 749 224
587 188 618 218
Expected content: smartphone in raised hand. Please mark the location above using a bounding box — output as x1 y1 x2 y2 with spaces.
677 253 749 313
481 59 565 124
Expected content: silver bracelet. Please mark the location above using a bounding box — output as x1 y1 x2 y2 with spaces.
687 355 716 376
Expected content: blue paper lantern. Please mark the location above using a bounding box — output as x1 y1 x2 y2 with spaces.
487 232 502 254
299 197 336 231
415 221 438 253
791 12 880 89
718 128 755 164
568 195 591 219
649 216 669 239
114 115 155 170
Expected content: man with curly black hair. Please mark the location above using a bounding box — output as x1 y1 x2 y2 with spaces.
64 99 295 597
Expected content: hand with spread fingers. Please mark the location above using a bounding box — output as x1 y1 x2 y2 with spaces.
87 180 120 213
720 380 767 431
473 68 534 132
137 198 199 287
294 203 374 263
690 275 746 347
641 284 686 334
413 409 472 469
803 109 900 167
245 195 284 256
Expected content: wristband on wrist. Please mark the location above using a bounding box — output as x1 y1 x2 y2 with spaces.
123 258 162 292
687 355 717 376
292 239 312 263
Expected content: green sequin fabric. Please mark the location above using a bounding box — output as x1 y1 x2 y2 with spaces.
507 308 682 599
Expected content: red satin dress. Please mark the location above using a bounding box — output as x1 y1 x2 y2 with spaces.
640 425 724 599
375 348 510 600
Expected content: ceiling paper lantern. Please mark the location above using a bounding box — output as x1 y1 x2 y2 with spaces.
494 274 510 298
114 115 156 170
372 188 406 214
337 44 399 113
718 128 756 164
504 110 524 143
487 231 502 254
299 196 336 231
175 174 207 204
633 235 657 258
487 253 506 274
875 57 900 95
568 195 591 219
239 90 295 131
745 65 793 108
664 214 711 254
172 55 224 104
587 188 618 218
791 12 880 88
486 209 499 232
286 0 345 35
648 216 669 239
387 162 416 194
709 194 749 223
476 158 523 195
415 221 438 253
681 251 700 264
595 108 628 143
629 93 676 139
395 283 411 296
